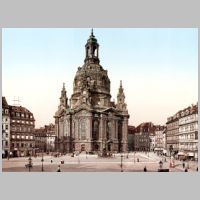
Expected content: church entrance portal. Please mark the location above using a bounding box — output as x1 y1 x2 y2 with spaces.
81 144 85 151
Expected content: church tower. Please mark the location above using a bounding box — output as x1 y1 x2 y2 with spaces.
58 83 69 110
116 80 127 112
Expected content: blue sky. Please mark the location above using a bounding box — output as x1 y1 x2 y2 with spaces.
2 28 198 128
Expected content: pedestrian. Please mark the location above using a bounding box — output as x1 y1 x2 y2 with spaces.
137 158 139 162
51 159 53 163
57 165 61 172
185 168 188 172
196 167 198 171
144 166 147 172
187 162 189 169
182 162 185 168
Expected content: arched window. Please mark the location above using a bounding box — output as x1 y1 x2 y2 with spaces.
106 121 112 140
118 121 122 140
93 120 99 140
79 119 86 140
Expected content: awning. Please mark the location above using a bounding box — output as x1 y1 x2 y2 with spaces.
188 152 194 157
178 152 185 156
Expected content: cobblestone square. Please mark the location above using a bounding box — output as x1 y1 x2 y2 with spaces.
2 152 198 172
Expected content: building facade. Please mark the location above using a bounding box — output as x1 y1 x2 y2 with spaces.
2 97 11 158
166 103 198 159
34 127 47 153
154 125 166 154
45 124 56 152
178 104 198 160
35 124 56 153
149 132 156 152
9 105 35 157
134 122 155 151
166 115 179 156
128 125 135 151
54 30 129 154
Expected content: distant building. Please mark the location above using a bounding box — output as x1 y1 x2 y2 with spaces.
35 124 56 153
134 122 155 151
45 124 56 152
166 114 179 156
128 126 135 151
149 132 156 151
9 105 35 157
2 97 10 158
34 127 47 152
154 125 166 154
178 104 198 160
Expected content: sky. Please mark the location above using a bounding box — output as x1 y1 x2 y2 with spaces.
2 28 198 128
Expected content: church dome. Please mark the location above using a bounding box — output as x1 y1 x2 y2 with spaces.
71 30 111 109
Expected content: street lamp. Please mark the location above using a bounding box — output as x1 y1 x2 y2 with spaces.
120 154 123 172
78 153 80 164
28 156 32 172
134 151 136 163
41 152 44 172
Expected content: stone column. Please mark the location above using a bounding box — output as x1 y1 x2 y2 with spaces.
89 116 92 151
99 115 104 152
122 117 128 152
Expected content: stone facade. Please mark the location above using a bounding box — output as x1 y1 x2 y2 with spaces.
54 30 129 154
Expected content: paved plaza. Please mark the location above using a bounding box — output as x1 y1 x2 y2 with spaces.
2 152 198 172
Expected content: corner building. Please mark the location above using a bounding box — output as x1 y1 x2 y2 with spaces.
55 30 129 154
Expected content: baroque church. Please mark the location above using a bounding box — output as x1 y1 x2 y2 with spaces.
54 30 129 154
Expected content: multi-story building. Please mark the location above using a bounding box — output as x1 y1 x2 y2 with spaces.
9 105 35 157
128 125 135 151
166 103 198 159
178 104 198 160
35 124 56 153
149 132 156 151
134 122 155 151
45 124 56 152
34 127 47 153
54 30 129 154
162 128 167 154
2 97 10 158
154 125 166 154
166 114 179 156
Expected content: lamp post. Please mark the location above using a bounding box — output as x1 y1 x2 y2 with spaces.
120 154 123 172
134 151 136 163
41 152 44 172
28 156 32 172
